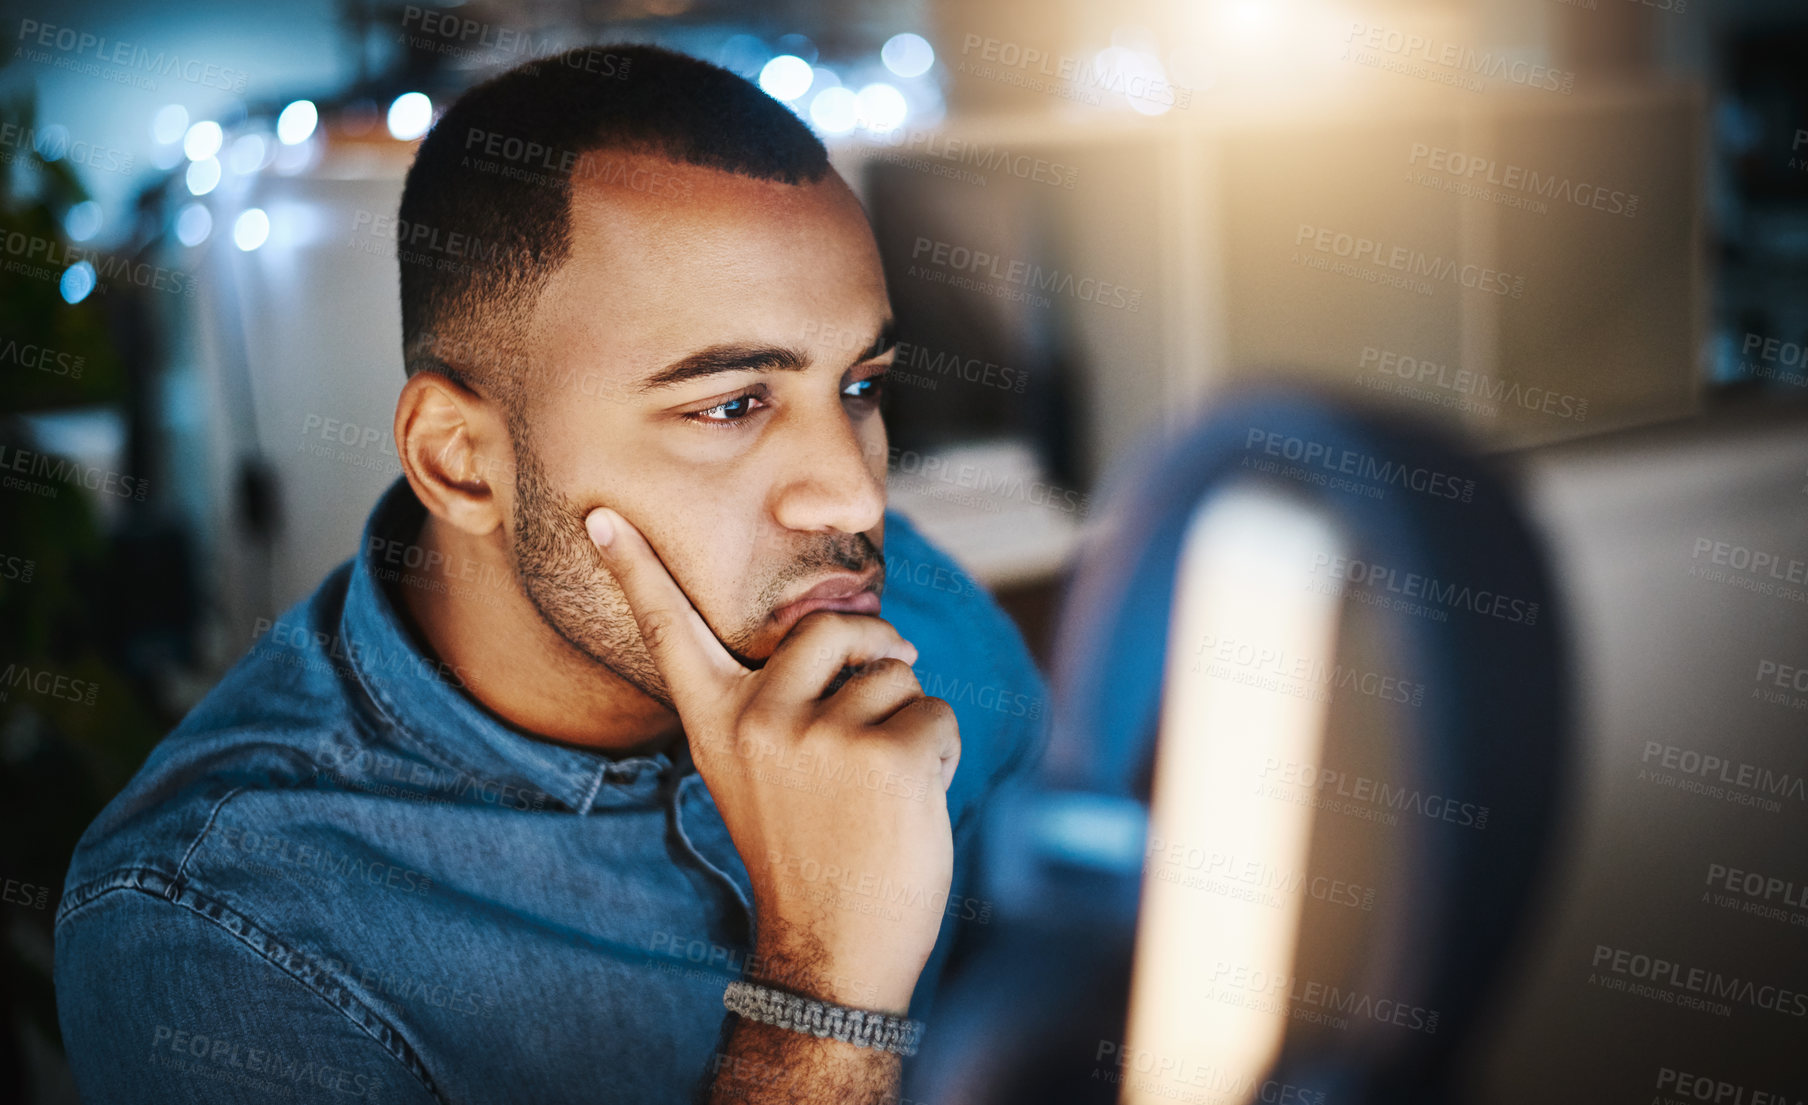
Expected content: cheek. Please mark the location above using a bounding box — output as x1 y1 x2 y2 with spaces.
860 416 890 485
658 514 771 612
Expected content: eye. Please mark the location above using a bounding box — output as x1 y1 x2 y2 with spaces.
686 391 767 427
843 372 888 405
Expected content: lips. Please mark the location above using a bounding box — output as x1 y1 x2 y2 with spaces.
770 570 882 634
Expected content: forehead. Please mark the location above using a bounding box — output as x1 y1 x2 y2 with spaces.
525 151 888 381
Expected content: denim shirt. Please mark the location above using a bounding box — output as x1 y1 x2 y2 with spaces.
54 477 1047 1104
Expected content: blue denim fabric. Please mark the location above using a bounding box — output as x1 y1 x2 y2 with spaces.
54 477 1047 1104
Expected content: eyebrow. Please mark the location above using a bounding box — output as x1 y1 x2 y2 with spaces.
636 319 897 392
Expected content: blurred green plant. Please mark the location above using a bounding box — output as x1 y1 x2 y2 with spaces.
1 90 167 1102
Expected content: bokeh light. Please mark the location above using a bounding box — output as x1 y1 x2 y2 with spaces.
277 101 318 145
234 208 270 251
881 33 935 79
759 55 815 102
183 120 223 161
386 93 433 141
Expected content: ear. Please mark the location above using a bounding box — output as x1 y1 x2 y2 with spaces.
394 371 514 538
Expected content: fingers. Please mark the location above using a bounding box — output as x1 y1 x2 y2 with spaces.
756 611 917 708
881 695 962 792
586 506 745 709
819 657 927 726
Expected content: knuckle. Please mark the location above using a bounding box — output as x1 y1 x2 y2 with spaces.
919 695 957 726
859 657 920 692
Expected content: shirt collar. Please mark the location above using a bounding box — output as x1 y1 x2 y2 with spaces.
338 476 679 812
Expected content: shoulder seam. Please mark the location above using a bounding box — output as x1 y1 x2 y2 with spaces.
60 878 446 1103
172 785 244 894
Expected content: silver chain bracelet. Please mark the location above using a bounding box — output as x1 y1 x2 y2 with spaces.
722 979 924 1056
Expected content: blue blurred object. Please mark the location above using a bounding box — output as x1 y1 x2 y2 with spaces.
907 387 1573 1105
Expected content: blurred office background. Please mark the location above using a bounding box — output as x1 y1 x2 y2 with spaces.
4 0 1807 1101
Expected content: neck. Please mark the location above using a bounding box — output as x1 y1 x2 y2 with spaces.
394 511 681 758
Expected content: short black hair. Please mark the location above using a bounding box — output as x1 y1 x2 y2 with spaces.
396 43 831 404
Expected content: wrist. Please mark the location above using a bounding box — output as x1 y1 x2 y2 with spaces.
747 926 916 1014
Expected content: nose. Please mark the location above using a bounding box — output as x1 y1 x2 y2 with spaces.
767 402 887 536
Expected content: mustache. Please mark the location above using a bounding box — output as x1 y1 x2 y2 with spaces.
773 531 886 590
719 532 885 671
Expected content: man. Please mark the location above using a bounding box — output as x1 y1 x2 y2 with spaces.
54 43 1047 1104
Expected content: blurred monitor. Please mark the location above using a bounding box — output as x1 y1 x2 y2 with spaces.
1113 396 1807 1104
1466 398 1808 1101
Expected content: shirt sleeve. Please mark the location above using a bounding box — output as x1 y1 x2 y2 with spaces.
56 888 441 1105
